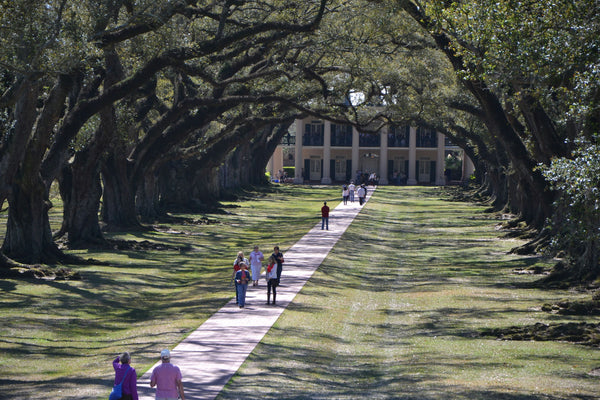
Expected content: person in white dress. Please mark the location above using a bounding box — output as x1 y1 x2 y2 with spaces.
249 245 264 287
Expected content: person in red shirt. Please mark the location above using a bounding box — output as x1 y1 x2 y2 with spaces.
321 201 330 230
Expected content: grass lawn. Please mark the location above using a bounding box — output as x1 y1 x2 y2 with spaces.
217 186 600 400
0 184 341 400
0 185 598 399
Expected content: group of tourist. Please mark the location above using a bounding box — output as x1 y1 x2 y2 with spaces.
232 245 285 308
110 191 376 399
342 181 368 205
111 349 184 400
110 245 287 400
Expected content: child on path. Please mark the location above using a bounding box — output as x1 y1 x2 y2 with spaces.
265 255 278 305
233 251 248 304
235 262 251 308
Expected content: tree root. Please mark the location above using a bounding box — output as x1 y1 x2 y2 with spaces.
481 322 600 347
0 252 81 280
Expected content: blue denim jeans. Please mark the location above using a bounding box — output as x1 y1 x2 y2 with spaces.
236 283 248 307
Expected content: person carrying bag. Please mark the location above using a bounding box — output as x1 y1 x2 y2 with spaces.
111 351 138 400
109 366 130 400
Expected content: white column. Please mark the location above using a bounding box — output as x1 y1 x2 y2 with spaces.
321 121 332 184
351 126 360 182
407 126 417 185
462 153 475 182
435 132 446 185
294 119 304 183
379 126 389 184
267 156 273 180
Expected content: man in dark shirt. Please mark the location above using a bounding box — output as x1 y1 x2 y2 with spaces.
321 201 330 230
272 246 285 284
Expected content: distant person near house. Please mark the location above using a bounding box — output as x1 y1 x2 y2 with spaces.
348 181 356 202
342 185 349 205
357 185 366 205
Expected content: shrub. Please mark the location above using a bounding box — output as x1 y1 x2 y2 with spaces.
542 140 600 281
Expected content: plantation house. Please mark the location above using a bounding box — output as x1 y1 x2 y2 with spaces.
268 117 474 185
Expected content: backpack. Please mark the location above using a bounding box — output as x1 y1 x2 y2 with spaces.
109 366 130 400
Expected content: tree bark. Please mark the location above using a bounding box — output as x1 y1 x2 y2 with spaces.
2 175 61 263
101 155 143 231
57 155 105 247
2 75 74 264
136 167 162 222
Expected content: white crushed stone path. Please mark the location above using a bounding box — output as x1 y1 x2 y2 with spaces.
137 187 375 400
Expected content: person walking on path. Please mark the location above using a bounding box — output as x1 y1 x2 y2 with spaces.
265 255 278 305
235 262 251 308
348 181 356 203
150 349 185 400
112 351 138 400
342 185 349 205
249 245 264 287
232 251 248 304
271 246 285 284
321 201 330 230
357 185 366 205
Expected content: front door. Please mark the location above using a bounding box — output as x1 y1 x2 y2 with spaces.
310 157 321 181
335 157 346 181
419 158 431 182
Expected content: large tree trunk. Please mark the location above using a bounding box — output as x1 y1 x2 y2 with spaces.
2 175 61 263
57 159 105 247
136 168 163 222
2 75 74 265
101 155 143 230
57 103 117 246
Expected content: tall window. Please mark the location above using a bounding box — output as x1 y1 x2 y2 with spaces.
359 132 380 147
416 127 436 148
388 125 409 147
303 121 324 146
331 124 352 147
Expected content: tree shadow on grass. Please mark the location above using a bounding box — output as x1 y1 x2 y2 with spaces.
0 376 119 400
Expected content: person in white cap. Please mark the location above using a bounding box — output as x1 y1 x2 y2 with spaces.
150 349 185 400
